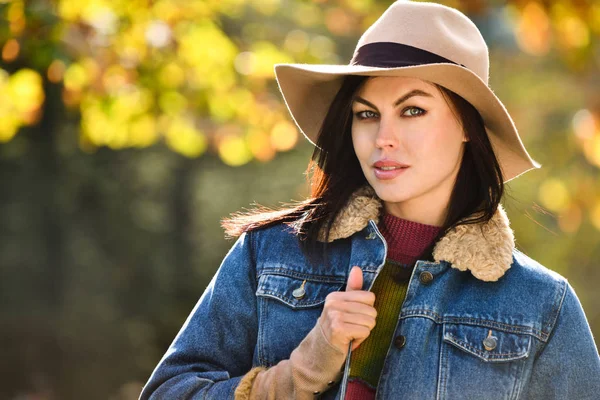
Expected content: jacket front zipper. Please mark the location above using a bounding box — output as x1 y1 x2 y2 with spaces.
337 220 389 399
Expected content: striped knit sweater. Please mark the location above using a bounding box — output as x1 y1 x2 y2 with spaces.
345 212 441 399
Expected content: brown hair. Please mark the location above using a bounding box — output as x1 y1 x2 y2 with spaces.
221 75 504 267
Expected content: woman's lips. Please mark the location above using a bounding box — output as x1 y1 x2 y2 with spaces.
373 166 409 180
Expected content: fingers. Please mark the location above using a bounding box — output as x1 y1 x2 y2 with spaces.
317 266 378 354
326 289 376 307
329 301 377 319
346 266 363 291
321 316 375 349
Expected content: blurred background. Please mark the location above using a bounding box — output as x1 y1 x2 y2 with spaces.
0 0 598 398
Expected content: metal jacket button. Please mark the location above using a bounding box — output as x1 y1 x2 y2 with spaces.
366 232 377 240
483 330 498 351
292 280 307 299
394 335 406 349
419 271 434 285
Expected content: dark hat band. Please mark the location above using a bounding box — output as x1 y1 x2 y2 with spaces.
351 42 466 68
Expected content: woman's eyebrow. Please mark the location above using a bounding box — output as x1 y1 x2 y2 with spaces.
353 89 434 110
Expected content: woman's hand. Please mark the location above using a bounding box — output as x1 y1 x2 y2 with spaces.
240 266 376 399
317 266 377 354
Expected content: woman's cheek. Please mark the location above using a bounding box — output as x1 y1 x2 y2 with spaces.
352 131 369 159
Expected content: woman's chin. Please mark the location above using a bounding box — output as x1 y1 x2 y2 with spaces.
370 184 414 204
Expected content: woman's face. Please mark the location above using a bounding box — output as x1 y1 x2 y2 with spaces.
351 76 467 226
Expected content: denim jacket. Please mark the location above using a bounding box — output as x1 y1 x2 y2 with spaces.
139 185 600 399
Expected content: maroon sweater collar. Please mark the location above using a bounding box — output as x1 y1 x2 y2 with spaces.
378 213 442 265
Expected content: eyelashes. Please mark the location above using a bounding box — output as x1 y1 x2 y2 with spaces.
353 106 426 120
354 110 378 120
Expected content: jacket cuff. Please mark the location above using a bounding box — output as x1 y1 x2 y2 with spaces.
235 318 346 399
235 366 268 399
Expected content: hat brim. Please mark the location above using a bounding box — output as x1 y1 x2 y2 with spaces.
274 62 541 182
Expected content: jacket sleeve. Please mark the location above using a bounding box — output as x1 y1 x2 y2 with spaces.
233 316 346 400
139 231 259 399
523 280 600 399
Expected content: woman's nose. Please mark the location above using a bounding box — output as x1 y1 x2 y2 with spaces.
374 118 399 149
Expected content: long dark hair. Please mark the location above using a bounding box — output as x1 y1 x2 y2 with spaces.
221 75 504 267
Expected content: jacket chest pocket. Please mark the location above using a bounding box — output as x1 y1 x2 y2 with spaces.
439 323 533 400
255 272 345 366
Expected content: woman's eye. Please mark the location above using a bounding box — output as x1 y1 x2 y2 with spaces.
403 106 426 117
355 110 378 120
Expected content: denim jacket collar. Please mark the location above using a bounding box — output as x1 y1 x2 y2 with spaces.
316 185 515 282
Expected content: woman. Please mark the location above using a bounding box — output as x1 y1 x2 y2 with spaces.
140 1 600 399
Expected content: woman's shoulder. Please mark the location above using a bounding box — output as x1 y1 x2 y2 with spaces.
507 248 573 324
511 248 567 286
244 220 306 259
507 248 571 307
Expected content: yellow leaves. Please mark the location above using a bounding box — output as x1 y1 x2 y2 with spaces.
64 63 89 91
159 91 187 115
79 87 210 157
117 87 154 116
208 87 254 123
512 0 593 57
270 121 298 151
557 203 582 234
581 136 600 168
247 128 275 162
538 178 570 213
283 30 310 54
308 35 336 61
556 14 589 50
144 20 172 50
218 135 252 167
572 109 596 140
47 60 67 83
117 23 149 65
591 4 600 35
9 69 44 114
234 52 257 76
0 115 20 143
164 117 207 158
158 63 185 89
325 7 356 36
102 64 132 95
291 2 322 28
249 42 293 79
178 21 237 72
213 118 297 166
343 0 373 14
20 0 316 163
64 59 100 93
58 0 86 21
58 0 121 26
7 0 25 35
129 114 158 147
218 134 252 166
591 203 600 232
514 2 551 56
572 109 600 168
234 42 293 79
249 0 280 16
0 68 45 141
81 86 157 150
551 2 590 50
2 39 20 62
151 1 185 23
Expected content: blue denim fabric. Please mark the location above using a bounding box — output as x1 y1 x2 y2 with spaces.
139 220 600 399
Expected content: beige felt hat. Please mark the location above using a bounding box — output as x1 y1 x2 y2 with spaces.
274 0 541 182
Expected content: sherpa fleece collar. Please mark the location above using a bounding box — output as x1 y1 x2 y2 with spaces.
317 185 515 282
